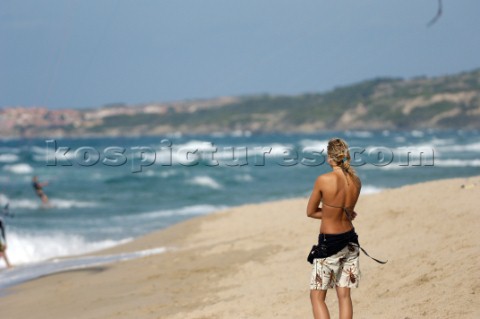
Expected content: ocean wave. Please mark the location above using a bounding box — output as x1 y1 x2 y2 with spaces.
153 141 297 164
356 157 480 169
429 138 456 146
2 231 133 266
436 142 480 153
7 198 99 209
32 152 76 162
2 163 33 174
189 175 222 189
177 140 217 151
31 145 47 154
365 144 437 154
0 193 9 206
410 130 424 138
159 170 178 178
122 204 228 221
0 154 19 163
138 170 179 178
357 163 424 170
154 140 217 165
361 185 385 194
230 130 252 137
345 131 374 138
105 169 180 183
299 139 328 151
0 147 20 154
233 174 254 182
433 159 480 167
247 143 296 157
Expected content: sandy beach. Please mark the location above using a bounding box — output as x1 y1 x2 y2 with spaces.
1 176 479 319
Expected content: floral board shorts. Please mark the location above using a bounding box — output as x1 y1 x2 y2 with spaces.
310 243 361 290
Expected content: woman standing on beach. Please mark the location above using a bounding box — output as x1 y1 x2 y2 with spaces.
306 138 361 319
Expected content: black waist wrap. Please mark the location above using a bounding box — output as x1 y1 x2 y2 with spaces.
307 227 387 264
307 228 359 264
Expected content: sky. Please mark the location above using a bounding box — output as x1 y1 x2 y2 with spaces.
1 0 479 109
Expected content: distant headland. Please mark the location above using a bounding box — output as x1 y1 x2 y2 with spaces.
1 68 479 138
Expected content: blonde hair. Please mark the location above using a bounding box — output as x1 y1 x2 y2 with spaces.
327 138 359 185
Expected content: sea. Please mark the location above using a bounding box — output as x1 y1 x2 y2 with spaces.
0 129 478 287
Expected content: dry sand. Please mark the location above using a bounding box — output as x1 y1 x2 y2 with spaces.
1 176 479 319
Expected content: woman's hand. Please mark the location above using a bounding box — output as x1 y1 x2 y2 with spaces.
348 210 357 220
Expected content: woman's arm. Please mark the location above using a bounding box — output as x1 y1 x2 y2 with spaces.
306 176 324 219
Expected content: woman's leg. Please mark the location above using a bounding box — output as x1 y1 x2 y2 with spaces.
41 194 49 204
335 286 352 319
310 289 330 319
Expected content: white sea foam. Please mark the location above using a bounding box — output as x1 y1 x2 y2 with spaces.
433 159 480 167
265 143 296 156
3 163 33 174
31 145 47 154
345 130 373 138
0 154 19 163
2 231 133 267
8 198 98 210
245 143 295 157
365 144 437 155
299 139 328 150
411 130 424 138
357 163 419 170
159 170 178 178
209 132 226 138
361 185 385 194
175 140 217 152
156 141 296 164
0 193 9 206
140 169 178 178
0 147 20 154
32 145 76 162
429 138 455 146
189 175 222 189
129 204 228 220
154 140 217 165
230 130 252 137
436 142 480 153
357 157 480 169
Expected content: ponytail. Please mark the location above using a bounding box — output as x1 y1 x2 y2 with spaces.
327 138 359 186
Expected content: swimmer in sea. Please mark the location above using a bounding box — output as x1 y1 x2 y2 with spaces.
32 176 49 205
0 203 12 268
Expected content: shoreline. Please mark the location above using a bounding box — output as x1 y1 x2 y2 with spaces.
1 176 479 318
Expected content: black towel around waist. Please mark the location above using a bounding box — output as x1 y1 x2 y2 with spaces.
316 228 359 258
307 227 387 264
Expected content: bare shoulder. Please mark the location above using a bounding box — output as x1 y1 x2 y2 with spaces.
314 172 334 188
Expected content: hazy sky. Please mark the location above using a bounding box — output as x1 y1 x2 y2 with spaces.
1 0 479 109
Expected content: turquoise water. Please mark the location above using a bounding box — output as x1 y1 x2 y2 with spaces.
0 129 478 267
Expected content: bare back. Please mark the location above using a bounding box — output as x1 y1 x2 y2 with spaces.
307 169 361 234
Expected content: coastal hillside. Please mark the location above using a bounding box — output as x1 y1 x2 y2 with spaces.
1 69 479 137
